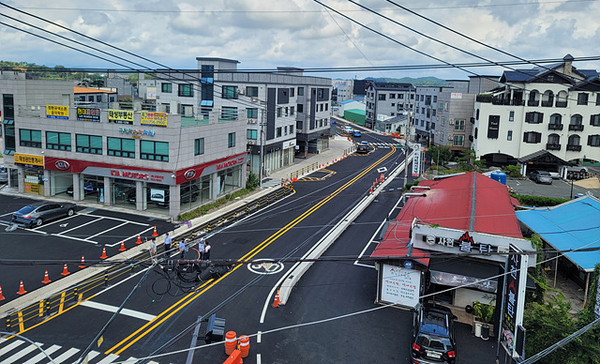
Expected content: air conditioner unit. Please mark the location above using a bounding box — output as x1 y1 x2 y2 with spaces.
448 136 453 141
238 88 244 95
247 140 257 145
248 119 258 124
449 120 454 125
251 97 258 102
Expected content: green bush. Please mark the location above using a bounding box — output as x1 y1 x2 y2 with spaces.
403 179 421 192
246 173 259 190
178 188 254 221
512 193 569 207
473 301 495 323
504 165 522 178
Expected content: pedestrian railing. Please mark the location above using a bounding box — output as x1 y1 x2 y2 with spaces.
1 185 294 334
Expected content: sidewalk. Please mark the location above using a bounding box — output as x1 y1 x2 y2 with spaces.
261 135 355 187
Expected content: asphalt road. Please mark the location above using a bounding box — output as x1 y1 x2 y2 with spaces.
0 131 413 364
0 195 176 304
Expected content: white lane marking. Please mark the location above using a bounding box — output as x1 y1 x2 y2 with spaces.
353 219 386 269
257 353 261 364
122 357 140 363
257 331 262 343
86 221 129 240
0 339 25 356
96 353 120 363
52 347 80 363
80 301 156 321
22 344 61 364
1 342 43 363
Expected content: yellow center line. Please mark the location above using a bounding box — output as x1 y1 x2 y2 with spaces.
107 146 397 355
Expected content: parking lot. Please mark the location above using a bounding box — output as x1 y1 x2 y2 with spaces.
508 175 600 200
0 194 176 303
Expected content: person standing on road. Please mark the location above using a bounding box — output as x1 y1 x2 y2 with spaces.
179 239 187 259
149 237 158 264
198 238 206 259
164 232 172 253
203 241 211 260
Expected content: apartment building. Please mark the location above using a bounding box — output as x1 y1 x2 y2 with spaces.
332 79 354 103
1 70 247 219
365 82 416 129
154 58 332 177
472 55 600 167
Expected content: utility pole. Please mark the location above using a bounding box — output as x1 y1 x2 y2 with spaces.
259 107 265 188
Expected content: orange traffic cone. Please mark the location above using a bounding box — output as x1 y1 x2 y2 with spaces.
152 226 158 237
79 256 86 269
16 280 27 295
100 247 108 260
370 186 373 194
375 177 378 184
238 335 250 358
380 173 384 182
136 234 142 245
119 241 126 252
61 264 70 276
272 290 281 308
41 270 52 284
225 331 237 355
0 285 5 301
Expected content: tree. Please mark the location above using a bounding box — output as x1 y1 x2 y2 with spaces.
426 145 451 165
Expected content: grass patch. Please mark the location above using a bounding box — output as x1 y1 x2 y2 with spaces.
178 188 255 221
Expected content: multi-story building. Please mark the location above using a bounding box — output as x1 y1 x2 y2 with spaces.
414 77 498 152
332 79 354 103
1 70 248 219
155 58 332 176
472 55 600 167
365 82 416 129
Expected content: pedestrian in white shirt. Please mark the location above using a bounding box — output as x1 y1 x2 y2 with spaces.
203 241 211 260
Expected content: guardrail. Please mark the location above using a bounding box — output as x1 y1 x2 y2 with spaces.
1 185 294 334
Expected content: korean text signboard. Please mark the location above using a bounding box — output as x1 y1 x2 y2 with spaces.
14 153 44 166
501 245 528 359
46 105 69 119
140 111 168 127
380 264 421 308
77 107 101 122
412 144 421 177
108 109 134 125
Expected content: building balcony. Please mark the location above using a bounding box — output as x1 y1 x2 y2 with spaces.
548 123 563 131
512 99 524 106
546 143 561 151
528 100 540 107
569 124 584 131
566 144 582 151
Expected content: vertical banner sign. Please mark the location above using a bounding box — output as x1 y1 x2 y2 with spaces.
595 274 600 319
412 143 421 177
380 264 421 308
46 105 69 119
501 245 528 359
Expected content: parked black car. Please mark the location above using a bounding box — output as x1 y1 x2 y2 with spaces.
356 141 370 154
529 170 552 184
411 304 457 364
12 202 76 227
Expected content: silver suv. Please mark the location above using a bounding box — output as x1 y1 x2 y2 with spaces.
0 164 7 183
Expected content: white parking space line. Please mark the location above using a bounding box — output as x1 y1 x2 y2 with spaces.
58 217 102 234
86 221 130 240
50 233 99 245
105 227 155 247
82 212 151 226
80 301 156 321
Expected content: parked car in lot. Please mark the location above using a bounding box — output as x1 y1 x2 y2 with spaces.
12 202 76 227
411 304 457 364
529 170 553 184
356 141 370 154
0 164 8 183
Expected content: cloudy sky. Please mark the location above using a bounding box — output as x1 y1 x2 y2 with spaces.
0 0 599 80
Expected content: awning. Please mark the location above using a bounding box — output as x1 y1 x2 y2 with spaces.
429 257 501 293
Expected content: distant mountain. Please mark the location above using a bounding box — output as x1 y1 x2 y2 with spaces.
364 76 448 86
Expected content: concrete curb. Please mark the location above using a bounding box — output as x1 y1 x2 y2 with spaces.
278 150 414 305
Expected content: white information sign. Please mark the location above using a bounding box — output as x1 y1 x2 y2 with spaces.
381 264 421 308
412 144 422 178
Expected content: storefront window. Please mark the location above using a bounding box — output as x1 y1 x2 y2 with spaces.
23 168 44 195
217 165 241 196
113 179 136 207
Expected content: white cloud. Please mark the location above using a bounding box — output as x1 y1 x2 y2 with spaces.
0 0 597 79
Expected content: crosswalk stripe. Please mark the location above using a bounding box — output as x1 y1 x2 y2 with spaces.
96 353 120 363
23 344 61 364
123 357 140 363
0 339 24 356
1 342 42 363
74 350 101 363
52 348 80 363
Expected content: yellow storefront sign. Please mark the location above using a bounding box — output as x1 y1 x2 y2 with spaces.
14 153 44 166
140 111 168 127
108 109 134 123
46 105 69 120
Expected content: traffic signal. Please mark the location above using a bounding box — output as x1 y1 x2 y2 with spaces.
205 313 226 344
